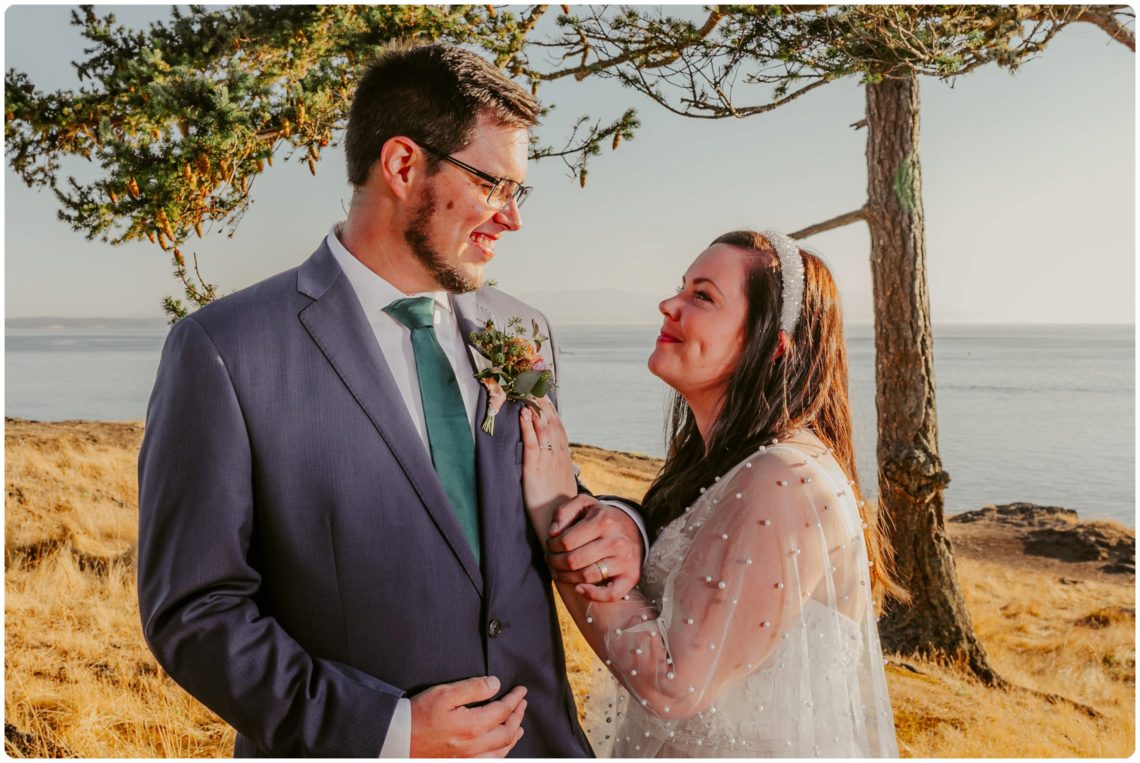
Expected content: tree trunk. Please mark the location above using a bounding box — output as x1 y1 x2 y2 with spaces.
864 76 1002 685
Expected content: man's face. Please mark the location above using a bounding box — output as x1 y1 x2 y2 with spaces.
404 113 528 293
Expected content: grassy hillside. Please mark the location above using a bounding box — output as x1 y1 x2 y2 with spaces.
5 420 1134 757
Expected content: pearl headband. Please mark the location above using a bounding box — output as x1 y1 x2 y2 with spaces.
760 230 805 335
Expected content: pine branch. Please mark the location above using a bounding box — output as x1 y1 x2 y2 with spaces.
1073 6 1135 51
539 8 725 82
690 78 832 118
790 207 868 239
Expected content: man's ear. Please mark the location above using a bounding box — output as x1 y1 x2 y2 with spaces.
377 136 420 201
772 329 791 360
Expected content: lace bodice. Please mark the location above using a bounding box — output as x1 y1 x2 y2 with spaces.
581 432 898 757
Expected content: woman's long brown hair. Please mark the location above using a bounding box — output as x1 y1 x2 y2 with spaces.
642 230 908 605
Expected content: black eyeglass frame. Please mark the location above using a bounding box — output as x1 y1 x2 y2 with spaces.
419 142 532 210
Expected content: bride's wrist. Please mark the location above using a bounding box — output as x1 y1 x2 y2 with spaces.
527 494 573 541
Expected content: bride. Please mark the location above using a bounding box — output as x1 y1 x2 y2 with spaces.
520 230 906 757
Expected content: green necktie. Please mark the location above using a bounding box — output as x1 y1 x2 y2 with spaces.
383 297 480 563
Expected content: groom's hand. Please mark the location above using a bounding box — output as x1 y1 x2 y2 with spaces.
546 495 643 602
409 676 526 757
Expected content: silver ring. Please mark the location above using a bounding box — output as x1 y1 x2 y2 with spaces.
595 561 609 581
540 442 554 451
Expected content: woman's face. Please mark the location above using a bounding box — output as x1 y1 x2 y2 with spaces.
648 244 753 406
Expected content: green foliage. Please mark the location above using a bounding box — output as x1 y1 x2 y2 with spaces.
7 5 515 315
5 4 617 319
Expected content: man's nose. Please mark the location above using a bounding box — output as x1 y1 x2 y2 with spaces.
493 196 522 232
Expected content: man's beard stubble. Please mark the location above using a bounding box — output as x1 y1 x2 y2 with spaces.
403 184 479 294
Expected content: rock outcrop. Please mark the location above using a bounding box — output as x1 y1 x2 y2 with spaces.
949 503 1135 576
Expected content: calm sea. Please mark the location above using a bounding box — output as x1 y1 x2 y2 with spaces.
5 320 1135 526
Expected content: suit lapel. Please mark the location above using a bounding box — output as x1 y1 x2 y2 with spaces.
451 292 517 597
297 245 483 595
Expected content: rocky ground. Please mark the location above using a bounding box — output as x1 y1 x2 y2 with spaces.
948 502 1135 582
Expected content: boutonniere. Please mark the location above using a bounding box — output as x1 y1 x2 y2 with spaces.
469 317 555 435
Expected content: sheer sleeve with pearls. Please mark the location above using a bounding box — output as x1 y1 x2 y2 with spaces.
580 438 898 757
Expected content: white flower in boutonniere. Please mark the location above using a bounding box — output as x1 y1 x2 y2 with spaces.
469 317 555 435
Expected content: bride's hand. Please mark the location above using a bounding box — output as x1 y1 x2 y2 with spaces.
519 396 577 538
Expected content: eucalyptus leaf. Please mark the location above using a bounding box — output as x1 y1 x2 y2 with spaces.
514 370 541 396
530 377 551 397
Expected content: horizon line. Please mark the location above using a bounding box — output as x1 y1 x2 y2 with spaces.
5 316 1137 328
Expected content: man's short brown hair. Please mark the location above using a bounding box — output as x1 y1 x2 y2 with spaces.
344 43 539 187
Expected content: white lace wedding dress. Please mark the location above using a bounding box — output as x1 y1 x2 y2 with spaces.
581 431 898 757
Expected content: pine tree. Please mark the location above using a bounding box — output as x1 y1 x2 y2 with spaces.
5 5 634 320
519 4 1133 684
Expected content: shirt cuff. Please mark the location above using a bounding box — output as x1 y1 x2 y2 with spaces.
601 499 650 562
378 697 411 757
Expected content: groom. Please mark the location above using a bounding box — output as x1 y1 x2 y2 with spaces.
137 43 643 757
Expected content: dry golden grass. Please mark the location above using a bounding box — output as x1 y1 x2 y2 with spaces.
881 554 1135 757
4 424 1135 757
4 420 234 757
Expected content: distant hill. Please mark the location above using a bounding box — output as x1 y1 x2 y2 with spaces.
6 317 167 331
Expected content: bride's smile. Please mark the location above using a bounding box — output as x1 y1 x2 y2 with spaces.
648 243 750 439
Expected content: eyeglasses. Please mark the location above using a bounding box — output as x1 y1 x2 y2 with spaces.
419 143 532 211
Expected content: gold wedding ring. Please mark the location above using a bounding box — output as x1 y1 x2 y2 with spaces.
595 561 609 581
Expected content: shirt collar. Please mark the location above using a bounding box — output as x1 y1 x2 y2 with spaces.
326 223 452 318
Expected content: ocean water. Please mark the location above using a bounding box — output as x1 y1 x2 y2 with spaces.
6 321 169 422
5 321 1134 526
555 324 1135 527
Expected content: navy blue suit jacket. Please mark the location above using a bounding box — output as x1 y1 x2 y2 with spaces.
137 241 592 757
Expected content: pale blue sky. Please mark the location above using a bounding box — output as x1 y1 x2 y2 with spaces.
4 5 1135 324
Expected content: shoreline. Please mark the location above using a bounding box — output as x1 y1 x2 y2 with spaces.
4 415 1135 529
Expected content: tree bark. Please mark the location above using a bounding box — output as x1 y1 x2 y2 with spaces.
864 76 1002 685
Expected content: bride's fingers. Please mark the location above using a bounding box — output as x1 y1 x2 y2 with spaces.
532 402 552 445
519 407 540 456
536 397 569 447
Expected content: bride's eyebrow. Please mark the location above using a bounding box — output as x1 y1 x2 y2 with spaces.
689 277 723 295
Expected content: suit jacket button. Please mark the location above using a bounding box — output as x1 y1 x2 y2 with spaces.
488 619 503 638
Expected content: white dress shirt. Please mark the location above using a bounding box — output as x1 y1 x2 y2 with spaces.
325 225 647 757
327 226 482 450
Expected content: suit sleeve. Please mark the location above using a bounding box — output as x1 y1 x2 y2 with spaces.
137 316 403 757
